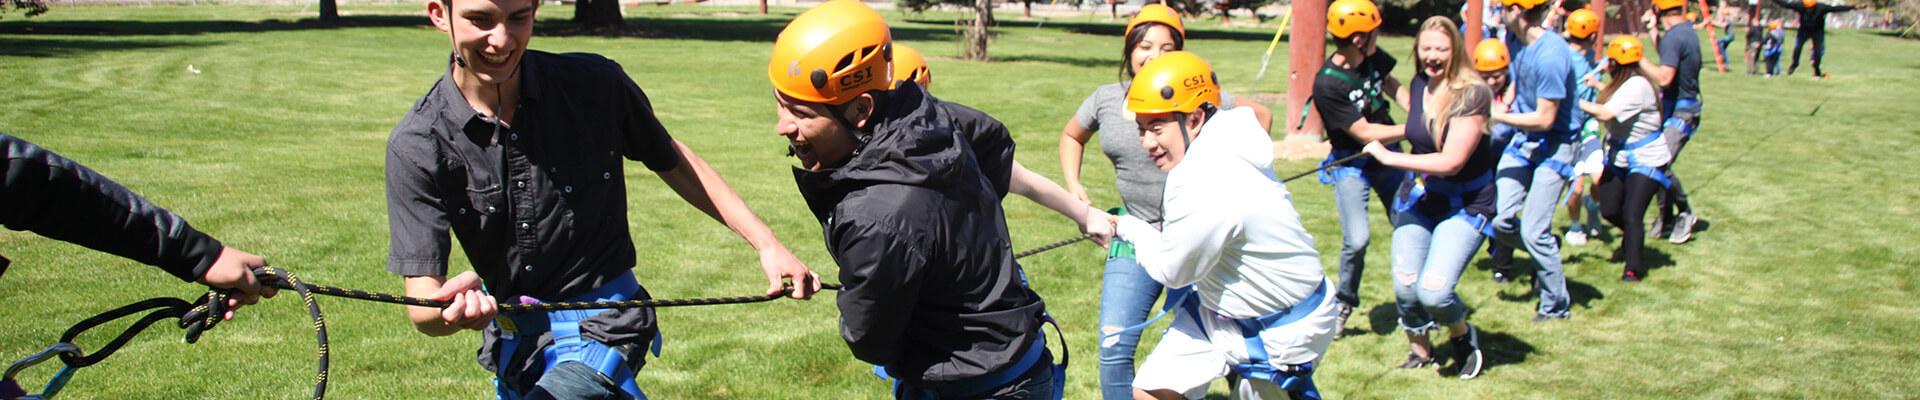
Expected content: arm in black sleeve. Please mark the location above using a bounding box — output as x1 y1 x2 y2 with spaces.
831 217 926 366
614 66 683 172
0 133 223 282
949 104 1016 198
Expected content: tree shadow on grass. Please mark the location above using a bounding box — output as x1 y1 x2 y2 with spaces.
543 15 957 42
973 18 1280 41
994 53 1109 68
0 14 424 36
0 36 215 58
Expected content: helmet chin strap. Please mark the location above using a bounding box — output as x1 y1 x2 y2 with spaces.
1175 112 1194 152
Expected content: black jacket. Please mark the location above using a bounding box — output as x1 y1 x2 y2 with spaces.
1772 0 1860 33
792 84 1047 389
0 133 224 281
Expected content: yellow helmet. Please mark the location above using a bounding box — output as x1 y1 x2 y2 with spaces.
1327 0 1383 39
1473 39 1511 72
891 43 931 90
1566 9 1601 39
1500 0 1551 10
1605 35 1645 64
1126 3 1185 37
1653 0 1687 12
1126 51 1221 115
768 0 892 105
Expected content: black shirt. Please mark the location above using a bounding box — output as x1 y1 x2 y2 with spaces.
1658 22 1703 109
384 50 681 386
1313 51 1397 152
1396 75 1497 219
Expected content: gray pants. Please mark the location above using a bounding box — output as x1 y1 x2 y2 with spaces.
1331 167 1403 308
1492 137 1572 318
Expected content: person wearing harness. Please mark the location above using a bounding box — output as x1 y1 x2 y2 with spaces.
1744 6 1767 75
1561 8 1607 246
1488 0 1577 322
385 0 822 397
0 133 276 319
1642 0 1704 244
1362 17 1496 379
1764 20 1787 76
769 2 1061 398
1771 0 1861 78
1578 37 1673 282
1116 51 1339 400
1470 39 1525 285
1309 0 1405 333
1054 5 1269 398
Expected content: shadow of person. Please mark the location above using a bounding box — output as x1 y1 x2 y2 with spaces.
1435 328 1537 377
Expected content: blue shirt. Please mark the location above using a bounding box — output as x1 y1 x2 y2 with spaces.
1567 46 1598 126
1508 32 1579 140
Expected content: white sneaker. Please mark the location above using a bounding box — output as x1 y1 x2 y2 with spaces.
1566 230 1589 246
1669 212 1700 244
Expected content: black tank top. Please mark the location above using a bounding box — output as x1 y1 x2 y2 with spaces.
1398 74 1498 219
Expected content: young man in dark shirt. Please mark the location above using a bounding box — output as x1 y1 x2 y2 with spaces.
385 0 819 397
1642 0 1706 244
1310 0 1406 333
767 1 1059 398
2 133 275 318
1771 0 1861 77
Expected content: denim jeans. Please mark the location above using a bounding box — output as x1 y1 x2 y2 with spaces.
1391 210 1486 333
1658 100 1702 223
1097 250 1162 400
1331 166 1404 308
1492 136 1571 317
896 350 1057 400
522 360 638 400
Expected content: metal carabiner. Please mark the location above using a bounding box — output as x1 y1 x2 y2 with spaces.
2 343 80 383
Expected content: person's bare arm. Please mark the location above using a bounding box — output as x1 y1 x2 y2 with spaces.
1492 98 1561 132
1366 114 1488 176
1010 161 1113 246
403 272 496 336
1057 119 1096 205
656 140 820 299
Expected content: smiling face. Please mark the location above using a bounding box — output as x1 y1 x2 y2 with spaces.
1128 25 1180 77
774 93 863 172
1134 111 1205 171
430 0 535 85
1416 30 1454 79
1481 68 1510 90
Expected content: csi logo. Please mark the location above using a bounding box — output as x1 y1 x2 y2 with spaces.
1181 74 1209 90
840 69 873 87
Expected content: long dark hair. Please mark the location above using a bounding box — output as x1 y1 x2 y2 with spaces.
1598 59 1644 104
1120 22 1185 82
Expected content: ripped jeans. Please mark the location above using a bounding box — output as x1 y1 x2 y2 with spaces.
1096 249 1163 400
1390 210 1487 333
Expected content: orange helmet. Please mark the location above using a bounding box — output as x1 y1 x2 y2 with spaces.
1686 11 1699 21
1500 0 1550 10
891 44 931 90
1606 35 1645 64
1126 51 1221 115
768 0 892 105
1768 20 1782 30
1327 0 1383 39
1473 39 1511 72
1653 0 1686 11
1126 3 1185 37
1565 9 1600 39
1802 0 1816 7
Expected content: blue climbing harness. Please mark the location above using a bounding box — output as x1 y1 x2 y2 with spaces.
493 270 662 400
1226 280 1331 400
1501 132 1576 180
875 318 1068 400
1393 170 1498 237
1316 149 1369 185
1616 126 1675 188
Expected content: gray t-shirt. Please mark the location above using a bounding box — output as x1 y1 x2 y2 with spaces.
1073 82 1237 223
1602 76 1672 168
1658 22 1702 109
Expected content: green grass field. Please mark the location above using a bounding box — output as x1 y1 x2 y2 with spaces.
3 4 1918 398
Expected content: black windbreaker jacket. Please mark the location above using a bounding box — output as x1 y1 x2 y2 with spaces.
0 132 224 281
792 84 1047 389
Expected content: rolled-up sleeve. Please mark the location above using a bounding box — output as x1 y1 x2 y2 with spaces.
384 131 451 277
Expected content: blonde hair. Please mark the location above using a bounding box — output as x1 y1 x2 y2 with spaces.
1412 16 1486 145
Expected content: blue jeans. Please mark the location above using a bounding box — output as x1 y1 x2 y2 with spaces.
522 359 638 400
1391 210 1486 333
1097 252 1162 400
1332 167 1403 308
1492 136 1572 317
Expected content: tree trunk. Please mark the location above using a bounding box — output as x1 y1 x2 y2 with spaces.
962 0 993 60
1024 0 1032 18
319 0 339 23
759 0 768 15
574 0 625 29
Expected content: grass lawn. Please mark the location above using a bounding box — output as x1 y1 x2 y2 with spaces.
3 4 1918 398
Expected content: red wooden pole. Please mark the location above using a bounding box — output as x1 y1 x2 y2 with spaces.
1286 0 1328 138
1466 0 1485 59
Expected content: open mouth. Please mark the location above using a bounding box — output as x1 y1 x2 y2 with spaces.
789 142 814 163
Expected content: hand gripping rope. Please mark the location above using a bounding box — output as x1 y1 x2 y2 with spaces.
1 230 1116 400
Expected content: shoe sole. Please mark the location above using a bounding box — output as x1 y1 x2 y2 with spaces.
1459 349 1483 380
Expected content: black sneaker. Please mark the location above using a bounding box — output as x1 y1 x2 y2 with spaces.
1397 352 1436 369
1530 313 1568 323
1450 325 1484 380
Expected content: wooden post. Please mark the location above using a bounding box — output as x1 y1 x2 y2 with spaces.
1286 0 1328 138
1466 0 1485 58
1591 0 1607 39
